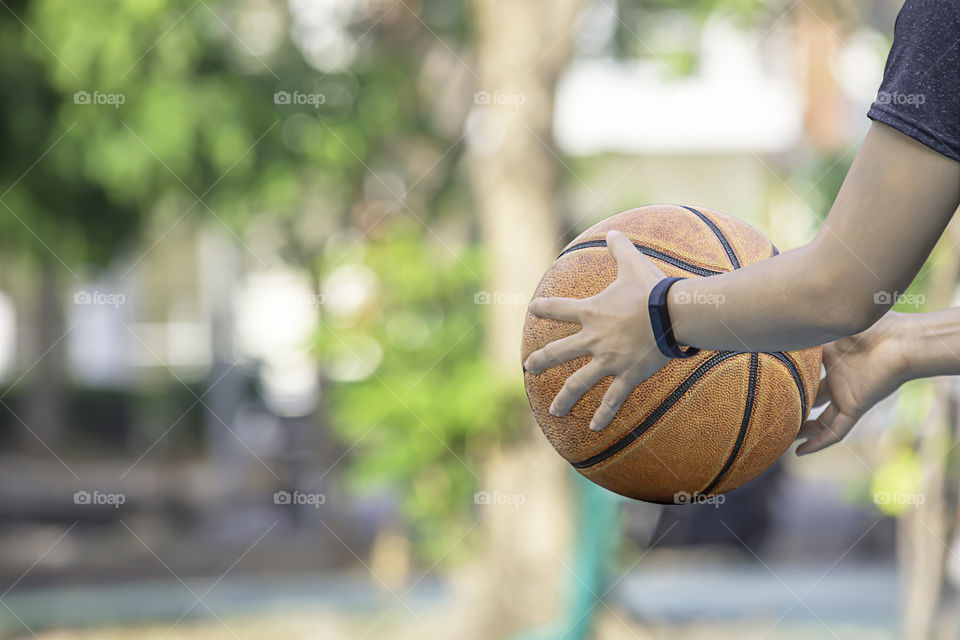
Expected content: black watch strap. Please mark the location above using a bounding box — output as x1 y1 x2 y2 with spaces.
648 276 701 359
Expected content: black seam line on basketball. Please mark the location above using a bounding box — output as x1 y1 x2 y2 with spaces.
570 350 747 470
557 240 722 277
700 353 759 495
762 351 807 423
680 206 742 270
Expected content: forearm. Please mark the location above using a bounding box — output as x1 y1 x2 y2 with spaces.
668 122 960 353
900 309 960 381
667 244 845 352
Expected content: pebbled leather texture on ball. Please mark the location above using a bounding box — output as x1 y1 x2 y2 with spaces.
521 204 822 503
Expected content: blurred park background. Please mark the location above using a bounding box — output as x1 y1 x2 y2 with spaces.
0 0 958 638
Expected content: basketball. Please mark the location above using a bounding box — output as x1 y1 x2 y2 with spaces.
521 205 822 504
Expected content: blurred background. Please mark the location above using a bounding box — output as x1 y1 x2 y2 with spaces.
0 0 957 638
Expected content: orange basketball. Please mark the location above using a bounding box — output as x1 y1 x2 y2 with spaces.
521 205 821 504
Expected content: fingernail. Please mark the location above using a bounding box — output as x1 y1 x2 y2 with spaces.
549 405 559 417
589 420 601 431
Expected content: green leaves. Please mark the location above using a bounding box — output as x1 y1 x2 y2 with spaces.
315 220 524 559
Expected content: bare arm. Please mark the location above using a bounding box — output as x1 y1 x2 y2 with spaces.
526 121 960 430
798 307 960 455
671 122 960 352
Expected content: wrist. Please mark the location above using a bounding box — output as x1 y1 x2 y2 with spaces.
878 311 916 385
665 279 691 345
650 277 699 358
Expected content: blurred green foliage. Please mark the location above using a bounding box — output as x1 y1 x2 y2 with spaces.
26 0 314 248
315 220 526 559
3 0 500 558
2 0 406 268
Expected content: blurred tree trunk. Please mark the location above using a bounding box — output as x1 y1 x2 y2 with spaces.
938 382 960 640
24 261 66 452
796 5 848 153
901 211 960 640
902 382 950 640
462 0 585 638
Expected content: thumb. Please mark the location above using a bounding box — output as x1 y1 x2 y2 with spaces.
796 406 856 456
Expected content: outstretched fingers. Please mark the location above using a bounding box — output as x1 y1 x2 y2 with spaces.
589 375 637 431
549 360 607 417
524 333 590 374
528 296 585 323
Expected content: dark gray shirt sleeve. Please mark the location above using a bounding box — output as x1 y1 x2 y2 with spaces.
867 0 960 162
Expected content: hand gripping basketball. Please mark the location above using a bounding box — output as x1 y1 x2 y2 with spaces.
524 230 671 431
522 205 820 502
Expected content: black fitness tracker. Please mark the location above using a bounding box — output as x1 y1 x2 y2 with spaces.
648 276 701 359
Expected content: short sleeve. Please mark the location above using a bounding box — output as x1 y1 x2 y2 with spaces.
867 0 960 162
